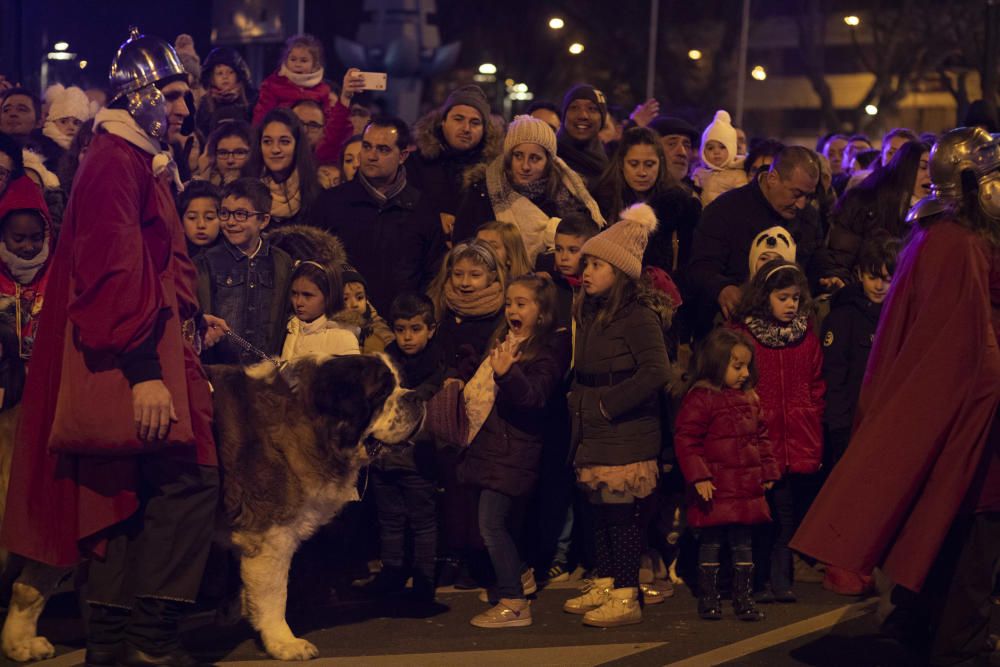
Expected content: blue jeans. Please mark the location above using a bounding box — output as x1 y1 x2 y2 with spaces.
371 468 437 583
478 489 526 600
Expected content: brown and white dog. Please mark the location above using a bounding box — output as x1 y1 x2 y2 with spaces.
1 353 423 662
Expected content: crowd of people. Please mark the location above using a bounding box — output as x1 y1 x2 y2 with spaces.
1 25 999 667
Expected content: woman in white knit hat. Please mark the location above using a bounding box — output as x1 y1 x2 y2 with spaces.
42 84 97 151
452 114 605 264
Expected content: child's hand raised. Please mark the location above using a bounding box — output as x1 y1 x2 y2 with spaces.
694 480 716 502
489 338 521 377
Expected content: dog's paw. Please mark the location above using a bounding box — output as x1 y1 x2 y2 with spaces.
266 637 319 661
3 636 56 662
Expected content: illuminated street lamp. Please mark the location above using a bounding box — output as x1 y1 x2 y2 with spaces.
54 41 69 51
549 17 565 30
844 15 861 27
79 60 88 69
865 104 878 115
751 65 767 81
688 49 703 61
568 42 585 55
478 63 497 75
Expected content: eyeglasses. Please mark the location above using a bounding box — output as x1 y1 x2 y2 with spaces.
302 121 324 132
216 149 249 159
0 166 10 182
219 208 265 222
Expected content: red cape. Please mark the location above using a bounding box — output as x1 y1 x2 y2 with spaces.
791 219 1000 592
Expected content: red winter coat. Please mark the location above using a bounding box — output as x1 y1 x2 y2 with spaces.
674 383 781 527
732 320 825 474
252 71 332 127
792 220 1000 592
0 132 217 567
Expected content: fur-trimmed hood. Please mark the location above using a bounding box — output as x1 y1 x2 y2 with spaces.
412 108 505 189
266 224 347 270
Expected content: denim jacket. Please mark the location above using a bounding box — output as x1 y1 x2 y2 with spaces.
195 238 293 364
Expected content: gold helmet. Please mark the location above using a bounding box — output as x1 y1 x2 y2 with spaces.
907 127 1000 222
107 27 186 139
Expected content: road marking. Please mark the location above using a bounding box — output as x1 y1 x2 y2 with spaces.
666 598 878 666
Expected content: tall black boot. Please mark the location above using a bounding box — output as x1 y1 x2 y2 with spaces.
120 598 198 667
733 564 765 622
770 545 797 602
85 604 129 666
697 564 723 620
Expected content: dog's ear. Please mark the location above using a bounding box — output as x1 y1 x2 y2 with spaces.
313 357 374 429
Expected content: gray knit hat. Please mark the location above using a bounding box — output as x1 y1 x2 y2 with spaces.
442 84 491 123
581 203 658 280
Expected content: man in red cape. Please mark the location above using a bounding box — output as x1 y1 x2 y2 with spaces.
0 29 227 667
792 126 1000 666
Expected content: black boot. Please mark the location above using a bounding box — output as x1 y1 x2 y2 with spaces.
733 564 765 622
697 564 723 620
770 546 796 602
120 598 199 667
85 604 128 666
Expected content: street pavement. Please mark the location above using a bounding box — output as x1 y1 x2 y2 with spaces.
6 578 933 666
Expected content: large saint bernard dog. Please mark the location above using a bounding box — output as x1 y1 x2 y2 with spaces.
1 353 423 662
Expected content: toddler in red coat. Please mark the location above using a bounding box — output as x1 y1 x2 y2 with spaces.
730 259 825 603
253 34 333 127
675 327 780 622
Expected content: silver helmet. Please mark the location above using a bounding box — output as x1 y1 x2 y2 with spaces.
108 27 186 139
907 127 1000 222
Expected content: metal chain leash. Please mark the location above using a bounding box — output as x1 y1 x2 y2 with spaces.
224 330 281 368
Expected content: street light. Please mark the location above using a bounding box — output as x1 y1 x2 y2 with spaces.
751 65 767 81
79 60 88 69
688 49 703 61
865 104 878 115
478 63 497 75
568 42 585 55
844 15 861 27
548 17 565 30
54 41 69 51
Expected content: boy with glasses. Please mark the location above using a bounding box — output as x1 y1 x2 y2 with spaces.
195 177 294 364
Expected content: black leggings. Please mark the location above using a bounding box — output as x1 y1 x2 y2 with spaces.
698 524 753 565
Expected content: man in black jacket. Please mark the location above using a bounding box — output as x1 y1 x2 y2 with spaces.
311 116 447 313
688 145 824 338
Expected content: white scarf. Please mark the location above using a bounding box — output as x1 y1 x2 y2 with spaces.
0 239 49 284
42 122 72 150
279 64 325 90
485 154 605 263
461 331 527 445
92 108 184 192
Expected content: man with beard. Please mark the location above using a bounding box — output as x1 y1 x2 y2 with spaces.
792 127 1000 666
0 29 226 667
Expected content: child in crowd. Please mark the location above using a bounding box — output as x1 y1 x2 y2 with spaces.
42 84 95 151
692 110 748 207
426 240 507 589
748 227 797 280
178 180 221 260
197 47 255 140
563 204 670 627
730 259 825 604
821 235 899 467
674 327 779 622
476 220 533 280
544 214 601 329
199 122 253 187
463 274 572 628
0 176 52 361
253 34 332 127
367 293 446 603
342 269 394 353
281 260 359 361
195 178 294 364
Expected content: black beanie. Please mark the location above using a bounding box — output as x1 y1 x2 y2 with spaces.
342 269 368 290
561 84 607 129
442 84 491 123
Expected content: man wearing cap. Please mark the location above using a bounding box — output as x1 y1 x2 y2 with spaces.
648 115 700 189
557 84 609 189
1 29 225 666
407 84 502 236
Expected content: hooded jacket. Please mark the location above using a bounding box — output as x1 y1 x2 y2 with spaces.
0 176 53 360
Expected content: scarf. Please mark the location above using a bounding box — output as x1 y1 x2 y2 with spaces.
42 122 72 150
485 153 605 263
279 64 325 90
556 131 608 178
443 280 504 318
461 330 528 445
93 108 184 192
264 169 302 221
358 167 408 207
0 239 49 284
744 312 809 348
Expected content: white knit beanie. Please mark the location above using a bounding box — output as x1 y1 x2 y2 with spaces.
581 203 658 280
748 226 797 278
45 84 96 122
700 109 737 170
503 114 558 158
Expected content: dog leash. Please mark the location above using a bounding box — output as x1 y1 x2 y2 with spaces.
224 330 282 368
